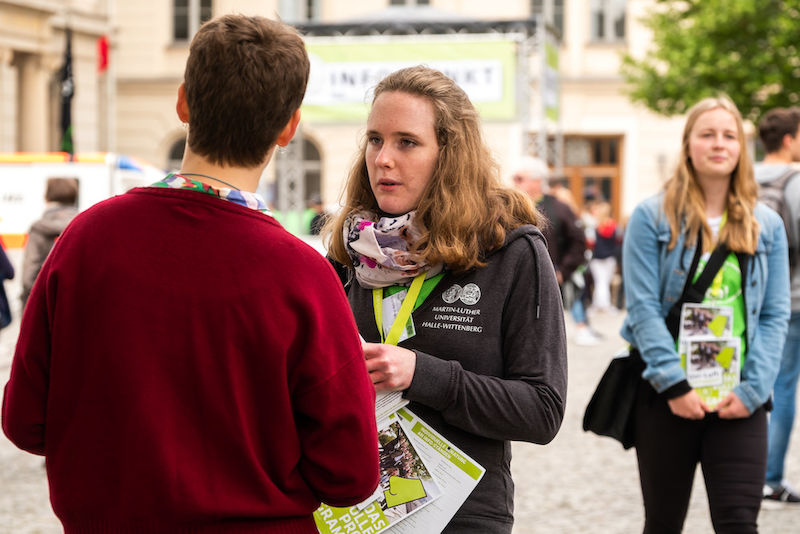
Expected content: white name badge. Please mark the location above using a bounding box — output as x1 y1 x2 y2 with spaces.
382 290 416 343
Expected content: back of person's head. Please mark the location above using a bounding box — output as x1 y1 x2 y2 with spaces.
45 177 79 205
183 15 309 167
757 107 800 154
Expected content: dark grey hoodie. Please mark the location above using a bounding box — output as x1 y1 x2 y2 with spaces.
346 225 568 533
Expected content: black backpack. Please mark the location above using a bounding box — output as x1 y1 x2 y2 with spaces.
758 168 800 272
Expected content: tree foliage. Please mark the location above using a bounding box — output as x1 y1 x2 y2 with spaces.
621 0 800 122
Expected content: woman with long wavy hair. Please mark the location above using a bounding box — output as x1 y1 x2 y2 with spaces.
325 65 568 533
620 95 790 532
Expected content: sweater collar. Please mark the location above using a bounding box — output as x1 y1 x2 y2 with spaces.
151 173 272 216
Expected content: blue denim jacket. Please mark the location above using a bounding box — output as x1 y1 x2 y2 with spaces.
620 194 790 414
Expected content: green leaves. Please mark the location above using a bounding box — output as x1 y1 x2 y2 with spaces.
621 0 800 121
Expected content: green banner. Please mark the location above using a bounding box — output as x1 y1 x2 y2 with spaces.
544 39 559 122
303 38 518 122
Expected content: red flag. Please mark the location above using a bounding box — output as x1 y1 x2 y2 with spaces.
97 35 108 73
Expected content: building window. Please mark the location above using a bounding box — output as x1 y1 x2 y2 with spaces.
279 0 319 22
590 0 626 42
173 0 213 42
531 0 564 37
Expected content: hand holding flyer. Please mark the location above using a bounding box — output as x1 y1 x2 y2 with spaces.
678 303 741 410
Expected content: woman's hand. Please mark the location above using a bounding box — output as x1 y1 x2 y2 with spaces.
716 392 751 419
667 390 710 420
362 342 417 392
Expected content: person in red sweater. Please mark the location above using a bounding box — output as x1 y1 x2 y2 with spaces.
2 14 379 533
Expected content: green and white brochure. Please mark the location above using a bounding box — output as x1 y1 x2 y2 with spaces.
314 407 484 534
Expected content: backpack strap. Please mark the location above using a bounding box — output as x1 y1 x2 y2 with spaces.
779 169 800 270
773 167 799 188
762 168 800 270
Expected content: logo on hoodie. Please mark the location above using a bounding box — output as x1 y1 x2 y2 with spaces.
441 283 481 305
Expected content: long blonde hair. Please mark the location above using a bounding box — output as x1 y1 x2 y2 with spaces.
662 96 759 254
325 66 543 273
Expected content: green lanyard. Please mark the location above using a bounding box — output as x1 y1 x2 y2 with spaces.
372 273 426 346
710 211 727 299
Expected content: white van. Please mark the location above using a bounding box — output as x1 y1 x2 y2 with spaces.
0 152 165 249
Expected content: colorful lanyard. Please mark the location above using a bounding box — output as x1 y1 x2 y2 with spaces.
710 211 727 299
372 273 426 346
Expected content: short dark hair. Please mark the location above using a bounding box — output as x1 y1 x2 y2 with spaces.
183 15 310 167
45 177 79 205
758 107 800 154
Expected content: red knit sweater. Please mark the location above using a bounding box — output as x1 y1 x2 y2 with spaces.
2 187 379 533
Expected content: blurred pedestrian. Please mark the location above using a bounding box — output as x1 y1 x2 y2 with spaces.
620 96 790 532
2 14 378 532
550 178 604 343
588 200 620 313
0 243 13 333
19 177 79 309
755 106 800 506
513 157 598 345
325 65 567 533
513 157 586 287
304 193 329 235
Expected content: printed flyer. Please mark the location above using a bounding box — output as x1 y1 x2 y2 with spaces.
314 408 484 534
389 408 486 534
314 411 441 534
679 303 733 340
678 303 741 410
679 337 741 409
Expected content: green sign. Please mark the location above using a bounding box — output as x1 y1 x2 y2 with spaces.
544 40 559 122
303 38 518 122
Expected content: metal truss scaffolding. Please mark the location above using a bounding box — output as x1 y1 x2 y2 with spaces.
275 14 561 215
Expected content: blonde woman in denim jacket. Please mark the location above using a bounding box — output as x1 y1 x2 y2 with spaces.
620 96 790 533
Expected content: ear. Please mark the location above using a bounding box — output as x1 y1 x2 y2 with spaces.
783 132 795 150
176 83 190 123
276 109 302 147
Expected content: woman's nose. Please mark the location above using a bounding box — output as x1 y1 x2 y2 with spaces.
375 146 393 167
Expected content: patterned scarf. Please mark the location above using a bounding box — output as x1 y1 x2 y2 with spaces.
152 174 272 215
343 211 443 289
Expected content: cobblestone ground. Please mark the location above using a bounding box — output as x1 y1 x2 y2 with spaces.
1 248 798 533
512 309 800 533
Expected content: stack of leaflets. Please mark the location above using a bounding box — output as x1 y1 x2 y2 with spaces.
678 303 741 409
314 391 485 534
